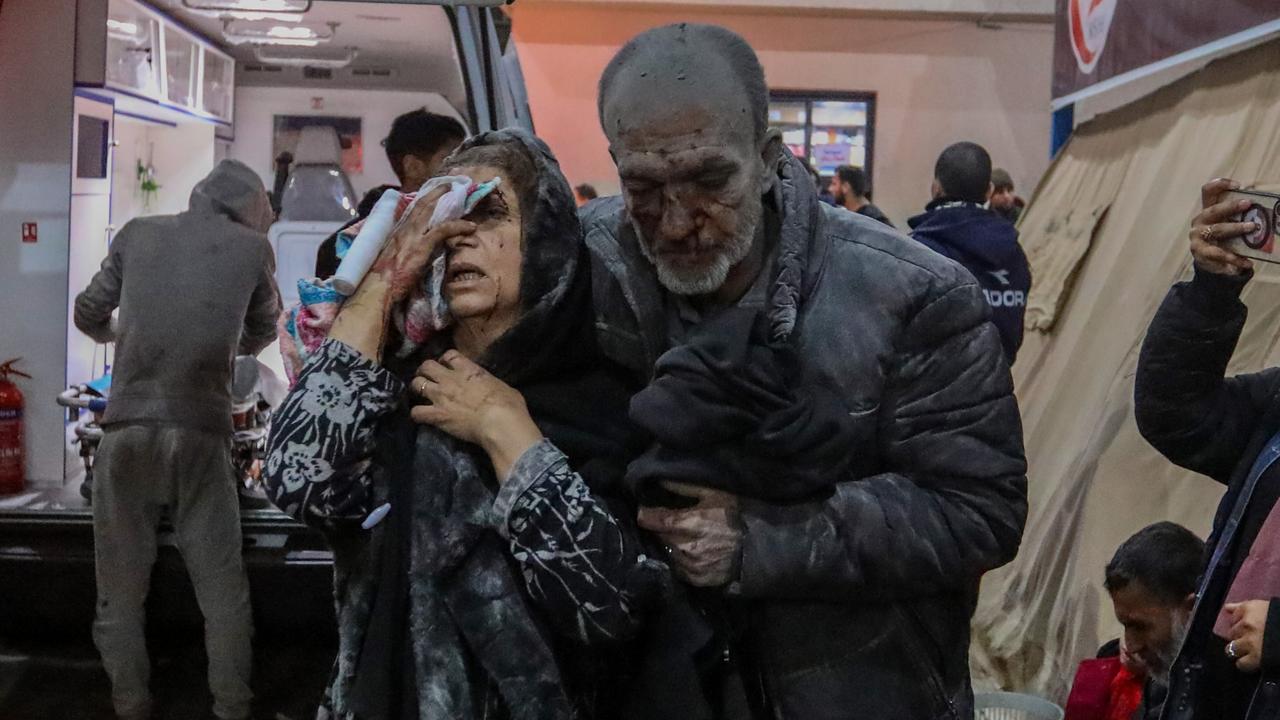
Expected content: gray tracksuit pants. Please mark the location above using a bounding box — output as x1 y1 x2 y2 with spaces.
92 424 253 720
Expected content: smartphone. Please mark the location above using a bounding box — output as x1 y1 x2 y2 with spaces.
1224 189 1280 263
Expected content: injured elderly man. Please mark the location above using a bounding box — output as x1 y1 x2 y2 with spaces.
534 23 1026 719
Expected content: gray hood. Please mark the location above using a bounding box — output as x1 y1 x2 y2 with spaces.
189 159 273 234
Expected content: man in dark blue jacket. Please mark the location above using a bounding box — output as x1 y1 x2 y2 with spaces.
909 142 1031 363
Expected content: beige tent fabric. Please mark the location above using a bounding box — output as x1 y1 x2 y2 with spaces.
971 38 1280 701
1019 128 1134 332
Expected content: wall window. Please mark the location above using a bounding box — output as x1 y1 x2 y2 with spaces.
769 91 875 185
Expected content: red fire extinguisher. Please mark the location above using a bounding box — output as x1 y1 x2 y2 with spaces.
0 358 31 495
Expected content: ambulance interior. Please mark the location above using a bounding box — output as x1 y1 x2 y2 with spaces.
5 0 527 520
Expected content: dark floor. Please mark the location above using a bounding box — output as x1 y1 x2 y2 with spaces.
0 475 336 719
0 633 334 720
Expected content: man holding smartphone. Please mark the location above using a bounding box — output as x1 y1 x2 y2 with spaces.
1135 178 1280 720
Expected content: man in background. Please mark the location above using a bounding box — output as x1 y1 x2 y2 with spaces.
801 160 834 205
74 159 282 720
1064 522 1202 720
574 183 599 206
910 142 1031 364
315 109 465 277
828 164 892 227
990 167 1025 224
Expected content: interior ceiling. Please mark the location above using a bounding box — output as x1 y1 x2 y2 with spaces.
150 0 466 102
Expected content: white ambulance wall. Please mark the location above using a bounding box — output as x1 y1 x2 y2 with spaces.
0 0 77 484
112 120 216 224
149 123 216 216
111 121 148 226
228 87 466 198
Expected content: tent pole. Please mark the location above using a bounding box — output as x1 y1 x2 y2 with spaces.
1051 103 1074 157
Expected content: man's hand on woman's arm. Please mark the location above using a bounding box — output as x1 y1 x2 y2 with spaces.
637 483 744 588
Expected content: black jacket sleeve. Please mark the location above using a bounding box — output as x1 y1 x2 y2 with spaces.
1135 269 1280 484
732 280 1028 601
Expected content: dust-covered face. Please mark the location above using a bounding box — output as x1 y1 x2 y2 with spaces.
613 111 773 296
441 165 523 332
604 49 777 297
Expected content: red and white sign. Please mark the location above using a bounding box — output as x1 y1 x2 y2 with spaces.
20 222 36 244
1054 0 1279 104
1068 0 1117 74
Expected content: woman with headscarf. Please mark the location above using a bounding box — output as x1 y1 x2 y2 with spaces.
263 130 666 720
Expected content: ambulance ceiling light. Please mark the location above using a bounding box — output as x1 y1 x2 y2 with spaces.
222 20 337 47
222 12 302 22
106 18 143 40
107 19 139 35
252 46 359 69
182 0 311 14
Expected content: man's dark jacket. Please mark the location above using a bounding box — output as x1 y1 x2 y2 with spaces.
909 201 1031 364
581 151 1028 719
1135 269 1280 720
857 202 894 228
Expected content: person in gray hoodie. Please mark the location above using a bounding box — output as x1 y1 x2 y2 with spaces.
74 159 281 720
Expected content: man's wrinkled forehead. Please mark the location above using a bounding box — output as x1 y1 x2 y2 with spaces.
603 51 756 152
615 141 745 185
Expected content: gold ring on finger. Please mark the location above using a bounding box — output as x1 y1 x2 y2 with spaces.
1202 225 1216 242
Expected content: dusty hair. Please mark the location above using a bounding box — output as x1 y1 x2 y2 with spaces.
598 23 768 141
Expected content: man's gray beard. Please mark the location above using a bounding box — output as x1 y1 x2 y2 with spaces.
633 211 760 297
1153 612 1191 683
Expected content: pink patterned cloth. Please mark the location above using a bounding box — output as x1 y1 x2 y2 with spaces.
278 279 344 385
1214 498 1280 638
